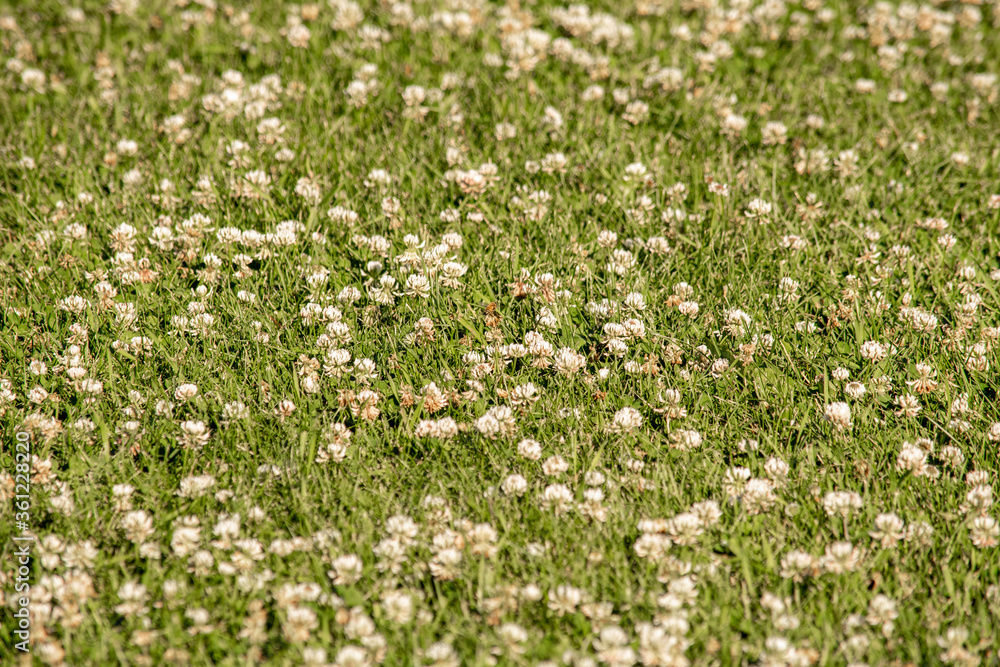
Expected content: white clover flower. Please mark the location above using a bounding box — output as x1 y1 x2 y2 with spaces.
610 407 643 433
824 402 852 430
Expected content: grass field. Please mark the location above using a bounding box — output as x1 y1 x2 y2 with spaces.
1 0 1000 664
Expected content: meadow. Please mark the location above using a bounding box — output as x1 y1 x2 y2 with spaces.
1 0 999 664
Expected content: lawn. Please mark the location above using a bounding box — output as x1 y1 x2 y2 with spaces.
1 0 999 664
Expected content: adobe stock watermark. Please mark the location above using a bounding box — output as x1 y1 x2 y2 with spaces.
11 429 32 653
